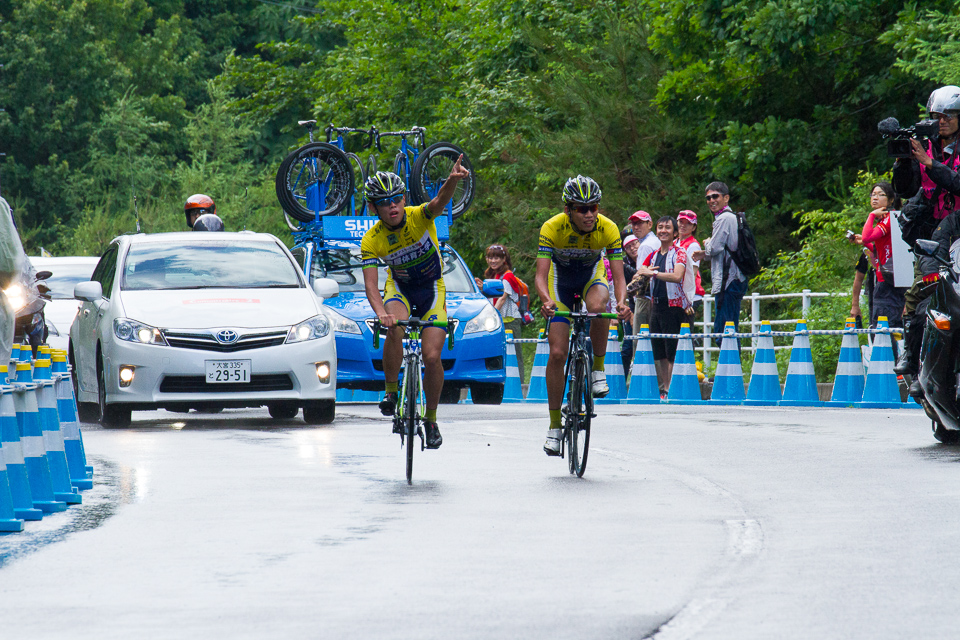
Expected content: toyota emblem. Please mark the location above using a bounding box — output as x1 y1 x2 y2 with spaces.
215 329 239 344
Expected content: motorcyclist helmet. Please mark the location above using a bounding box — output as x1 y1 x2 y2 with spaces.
192 213 225 232
364 172 406 203
562 175 602 206
927 86 960 117
184 194 216 228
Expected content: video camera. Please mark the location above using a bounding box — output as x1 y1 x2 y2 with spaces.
878 117 940 158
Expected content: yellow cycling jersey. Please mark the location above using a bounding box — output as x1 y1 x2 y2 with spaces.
360 204 443 287
537 212 623 270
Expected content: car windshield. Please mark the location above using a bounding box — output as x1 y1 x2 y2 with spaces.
310 247 475 293
33 263 97 299
122 240 303 291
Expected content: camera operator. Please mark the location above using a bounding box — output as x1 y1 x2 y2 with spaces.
891 86 960 391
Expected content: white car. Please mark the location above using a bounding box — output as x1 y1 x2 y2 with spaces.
29 256 100 352
69 232 338 427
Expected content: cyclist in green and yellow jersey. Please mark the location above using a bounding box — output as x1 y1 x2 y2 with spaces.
536 175 631 456
360 162 470 449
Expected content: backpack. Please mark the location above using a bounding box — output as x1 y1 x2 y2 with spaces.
725 211 761 278
502 271 535 325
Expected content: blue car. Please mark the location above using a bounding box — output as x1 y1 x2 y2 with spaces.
289 217 506 404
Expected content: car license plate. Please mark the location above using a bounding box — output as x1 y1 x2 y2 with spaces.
205 360 251 383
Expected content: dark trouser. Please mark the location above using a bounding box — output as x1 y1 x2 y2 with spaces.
871 280 906 329
899 260 938 371
713 278 747 347
651 301 684 362
620 316 635 371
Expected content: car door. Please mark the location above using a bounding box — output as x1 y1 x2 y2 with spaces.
73 243 119 395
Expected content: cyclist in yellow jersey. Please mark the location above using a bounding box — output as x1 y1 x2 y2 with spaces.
536 175 631 456
360 163 470 449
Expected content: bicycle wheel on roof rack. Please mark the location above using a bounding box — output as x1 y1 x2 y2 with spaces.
276 142 354 222
411 142 476 220
345 152 367 216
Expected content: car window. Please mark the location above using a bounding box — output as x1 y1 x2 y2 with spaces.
121 240 303 291
34 263 97 299
310 247 474 293
92 245 119 299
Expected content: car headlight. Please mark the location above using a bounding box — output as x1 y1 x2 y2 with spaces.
286 314 331 343
3 283 26 312
114 318 167 345
464 304 502 334
324 308 361 334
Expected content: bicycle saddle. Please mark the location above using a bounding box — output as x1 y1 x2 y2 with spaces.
298 120 317 128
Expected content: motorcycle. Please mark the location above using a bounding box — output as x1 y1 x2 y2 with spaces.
3 269 52 359
914 238 960 443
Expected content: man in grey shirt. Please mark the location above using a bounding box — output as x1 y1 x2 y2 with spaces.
691 181 748 345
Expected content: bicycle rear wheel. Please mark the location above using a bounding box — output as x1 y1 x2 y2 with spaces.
404 365 419 484
275 142 354 221
411 142 476 219
566 351 592 477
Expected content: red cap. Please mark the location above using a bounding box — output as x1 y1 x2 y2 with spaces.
678 210 697 223
629 210 652 223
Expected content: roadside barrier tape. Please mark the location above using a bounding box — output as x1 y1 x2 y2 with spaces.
508 327 897 344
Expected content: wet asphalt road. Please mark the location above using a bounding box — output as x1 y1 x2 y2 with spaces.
0 402 957 639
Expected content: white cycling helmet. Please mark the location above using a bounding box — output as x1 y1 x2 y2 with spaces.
927 86 960 116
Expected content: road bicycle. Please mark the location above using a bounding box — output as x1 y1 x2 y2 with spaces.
548 305 621 477
275 120 360 224
369 318 454 484
373 127 476 220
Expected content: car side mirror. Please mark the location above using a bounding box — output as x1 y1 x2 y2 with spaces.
915 239 939 257
74 281 103 302
481 279 504 298
35 270 52 281
312 278 340 300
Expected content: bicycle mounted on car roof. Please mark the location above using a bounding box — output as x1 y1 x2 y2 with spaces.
275 119 476 230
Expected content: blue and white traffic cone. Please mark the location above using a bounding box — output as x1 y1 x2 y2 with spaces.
502 330 524 403
597 325 627 404
9 344 19 374
19 344 32 364
34 359 81 505
666 324 705 404
710 322 745 404
745 321 781 405
52 351 93 484
828 318 865 406
525 329 549 403
780 320 821 406
1 369 42 521
626 326 660 404
460 387 474 404
858 317 903 408
13 363 66 513
0 444 24 531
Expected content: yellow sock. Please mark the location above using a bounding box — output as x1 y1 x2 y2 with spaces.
385 381 398 393
593 354 605 371
425 408 437 422
549 409 561 428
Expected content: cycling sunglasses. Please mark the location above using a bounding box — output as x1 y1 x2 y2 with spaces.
705 194 724 201
373 195 404 207
571 204 598 214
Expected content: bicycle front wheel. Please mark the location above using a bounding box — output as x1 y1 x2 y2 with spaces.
567 351 592 477
404 366 419 484
275 142 354 221
411 142 476 219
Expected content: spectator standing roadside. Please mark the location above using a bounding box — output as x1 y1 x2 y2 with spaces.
628 210 659 333
676 210 705 320
859 182 905 328
636 216 688 396
692 182 748 347
620 234 639 368
0 197 26 366
475 244 526 380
